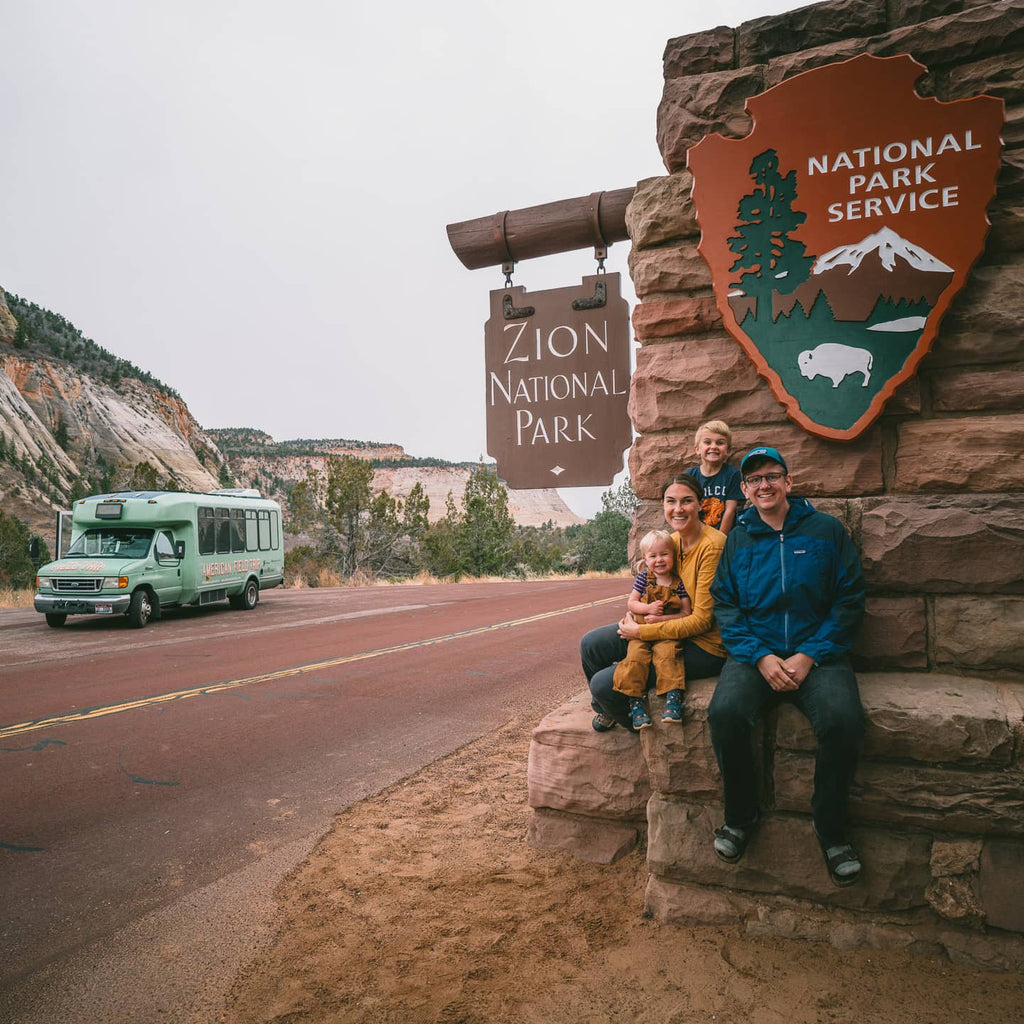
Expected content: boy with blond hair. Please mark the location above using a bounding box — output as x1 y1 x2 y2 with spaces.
686 420 744 534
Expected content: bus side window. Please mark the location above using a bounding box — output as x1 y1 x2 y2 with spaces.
216 508 231 554
245 509 259 552
231 509 246 553
198 507 215 555
258 510 270 550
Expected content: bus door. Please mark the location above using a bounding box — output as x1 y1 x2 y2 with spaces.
151 529 186 608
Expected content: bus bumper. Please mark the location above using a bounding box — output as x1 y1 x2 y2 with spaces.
35 594 132 616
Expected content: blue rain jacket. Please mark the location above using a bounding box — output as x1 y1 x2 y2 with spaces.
710 496 865 666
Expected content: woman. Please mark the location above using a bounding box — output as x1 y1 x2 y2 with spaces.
582 474 727 731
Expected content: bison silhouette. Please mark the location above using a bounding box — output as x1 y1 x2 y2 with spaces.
797 344 873 388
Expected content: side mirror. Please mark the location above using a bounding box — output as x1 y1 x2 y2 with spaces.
174 541 186 559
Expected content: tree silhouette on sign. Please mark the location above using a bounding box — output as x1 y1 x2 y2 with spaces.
727 149 815 319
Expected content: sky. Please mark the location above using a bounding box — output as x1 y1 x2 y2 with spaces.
1 0 802 518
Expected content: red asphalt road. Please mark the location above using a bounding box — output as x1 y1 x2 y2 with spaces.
0 578 625 993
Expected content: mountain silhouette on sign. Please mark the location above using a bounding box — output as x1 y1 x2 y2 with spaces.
773 227 955 322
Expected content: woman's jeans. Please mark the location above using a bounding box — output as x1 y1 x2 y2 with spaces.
582 623 725 730
707 656 865 846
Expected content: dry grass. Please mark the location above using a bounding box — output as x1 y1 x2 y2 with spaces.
0 588 34 609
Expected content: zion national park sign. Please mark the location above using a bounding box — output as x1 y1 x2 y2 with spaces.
687 54 1004 440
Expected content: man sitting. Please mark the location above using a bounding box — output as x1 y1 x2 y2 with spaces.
708 446 866 886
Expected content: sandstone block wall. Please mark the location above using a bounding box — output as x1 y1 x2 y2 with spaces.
527 0 1024 969
626 0 1024 682
528 674 1024 968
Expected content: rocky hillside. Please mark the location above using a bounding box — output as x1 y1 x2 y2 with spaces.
0 289 582 540
0 287 228 539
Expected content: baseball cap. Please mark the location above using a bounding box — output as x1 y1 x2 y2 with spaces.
740 446 788 476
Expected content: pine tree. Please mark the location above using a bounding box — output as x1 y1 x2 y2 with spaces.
323 456 374 576
54 419 70 451
422 493 461 578
457 463 516 577
0 511 47 588
600 477 639 519
727 149 815 320
288 471 321 532
13 319 30 350
574 508 631 572
364 490 403 577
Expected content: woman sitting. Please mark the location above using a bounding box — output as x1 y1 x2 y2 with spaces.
581 474 727 731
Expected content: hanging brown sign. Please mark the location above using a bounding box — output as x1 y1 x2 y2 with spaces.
687 53 1004 440
484 272 631 489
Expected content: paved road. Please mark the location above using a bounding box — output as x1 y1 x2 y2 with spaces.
0 578 625 1021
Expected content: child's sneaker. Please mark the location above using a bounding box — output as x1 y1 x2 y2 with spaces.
629 697 652 730
662 689 685 722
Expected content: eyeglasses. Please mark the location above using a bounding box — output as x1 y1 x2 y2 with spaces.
743 472 786 486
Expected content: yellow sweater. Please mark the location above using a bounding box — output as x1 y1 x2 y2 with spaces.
637 524 727 658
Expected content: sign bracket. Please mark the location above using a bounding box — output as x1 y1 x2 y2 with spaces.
571 246 609 310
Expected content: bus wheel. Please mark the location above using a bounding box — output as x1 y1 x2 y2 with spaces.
45 613 67 628
128 589 153 628
230 579 259 611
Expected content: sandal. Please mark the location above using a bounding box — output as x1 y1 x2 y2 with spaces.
713 823 752 863
813 824 862 887
821 842 862 887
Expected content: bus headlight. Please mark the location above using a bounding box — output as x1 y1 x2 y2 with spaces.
102 576 129 589
36 577 51 590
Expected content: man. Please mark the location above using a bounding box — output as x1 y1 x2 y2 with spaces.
708 446 866 886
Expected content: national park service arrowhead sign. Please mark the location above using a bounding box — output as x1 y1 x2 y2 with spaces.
687 54 1004 440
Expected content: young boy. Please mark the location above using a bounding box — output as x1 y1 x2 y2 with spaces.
612 530 692 728
686 420 744 534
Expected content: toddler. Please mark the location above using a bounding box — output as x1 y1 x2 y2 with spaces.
612 529 691 729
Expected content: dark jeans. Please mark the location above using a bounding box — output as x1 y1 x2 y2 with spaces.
582 623 726 731
707 656 865 845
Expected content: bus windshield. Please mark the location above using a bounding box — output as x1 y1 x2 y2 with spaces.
65 528 155 559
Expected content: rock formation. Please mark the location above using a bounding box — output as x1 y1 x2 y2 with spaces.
0 289 225 538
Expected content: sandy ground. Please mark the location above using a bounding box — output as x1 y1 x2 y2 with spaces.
224 710 1024 1024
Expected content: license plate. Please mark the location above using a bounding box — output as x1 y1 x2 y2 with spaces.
96 604 113 614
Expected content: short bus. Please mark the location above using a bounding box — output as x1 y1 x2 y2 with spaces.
34 489 285 628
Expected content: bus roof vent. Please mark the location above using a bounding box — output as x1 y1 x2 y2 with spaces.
208 488 263 498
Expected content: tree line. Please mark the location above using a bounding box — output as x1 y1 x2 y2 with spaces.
285 457 636 584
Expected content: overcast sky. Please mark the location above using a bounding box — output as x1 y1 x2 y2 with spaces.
1 0 802 517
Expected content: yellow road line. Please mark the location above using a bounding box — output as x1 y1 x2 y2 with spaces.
0 595 624 740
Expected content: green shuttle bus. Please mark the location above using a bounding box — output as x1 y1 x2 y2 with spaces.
34 489 285 628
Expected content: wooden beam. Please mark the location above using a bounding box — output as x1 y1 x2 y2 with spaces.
446 187 635 270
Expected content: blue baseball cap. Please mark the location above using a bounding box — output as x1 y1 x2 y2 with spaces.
740 446 788 476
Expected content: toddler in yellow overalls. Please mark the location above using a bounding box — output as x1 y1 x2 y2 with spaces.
612 529 692 729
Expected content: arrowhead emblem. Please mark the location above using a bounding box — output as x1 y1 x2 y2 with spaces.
688 54 1004 440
